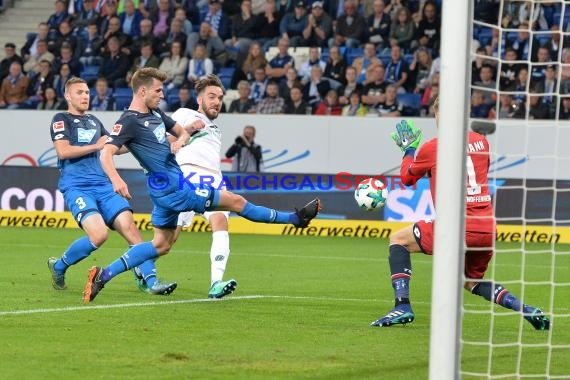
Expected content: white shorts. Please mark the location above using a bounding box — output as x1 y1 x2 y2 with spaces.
177 164 230 228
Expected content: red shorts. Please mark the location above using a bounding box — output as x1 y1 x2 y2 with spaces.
413 220 494 279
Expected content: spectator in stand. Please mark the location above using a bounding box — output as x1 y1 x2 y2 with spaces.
90 77 116 111
474 63 497 106
231 41 268 88
367 0 391 49
544 25 562 62
384 44 409 93
278 0 308 47
229 80 256 113
23 40 55 75
53 63 74 98
389 6 415 51
298 47 327 84
159 41 188 90
266 37 295 83
256 80 285 114
255 0 281 51
124 19 158 61
21 23 50 64
413 1 440 52
506 22 531 61
497 93 517 119
284 85 308 114
471 46 493 84
510 66 529 105
353 42 383 84
0 62 29 109
0 43 23 83
98 0 119 37
377 83 402 116
499 48 525 91
342 90 367 116
79 21 103 67
315 89 342 115
470 89 492 119
186 22 227 68
533 64 558 116
47 0 69 37
98 36 129 88
71 0 100 38
276 0 293 18
52 43 82 77
48 20 80 58
302 65 330 110
407 46 432 94
560 49 570 94
226 0 257 56
156 18 188 57
37 87 63 110
530 46 552 88
187 44 214 84
173 7 192 37
203 0 231 41
120 0 144 39
329 0 366 48
279 66 301 101
559 97 570 119
323 45 347 89
528 94 551 119
302 1 333 48
361 64 386 111
25 59 55 107
168 84 198 111
338 66 363 106
122 40 161 87
420 77 438 116
151 0 175 38
100 15 132 54
250 67 269 103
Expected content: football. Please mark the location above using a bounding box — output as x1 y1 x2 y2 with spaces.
354 178 388 211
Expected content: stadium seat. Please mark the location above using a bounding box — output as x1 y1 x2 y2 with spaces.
81 65 100 82
115 97 131 111
114 87 133 111
477 28 493 47
346 48 364 66
218 67 234 90
292 47 311 70
166 88 180 105
397 93 421 116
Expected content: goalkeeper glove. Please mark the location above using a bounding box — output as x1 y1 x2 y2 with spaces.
390 119 423 154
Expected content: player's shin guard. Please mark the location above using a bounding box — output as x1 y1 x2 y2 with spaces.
471 282 522 311
55 236 98 273
102 242 159 283
210 231 230 285
389 244 412 304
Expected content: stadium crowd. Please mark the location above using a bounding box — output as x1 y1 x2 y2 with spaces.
0 0 568 120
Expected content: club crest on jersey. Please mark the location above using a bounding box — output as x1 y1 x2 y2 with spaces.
153 124 166 143
111 124 123 135
52 120 65 132
77 128 97 143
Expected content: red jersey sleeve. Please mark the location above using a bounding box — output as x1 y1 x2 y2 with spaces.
400 139 437 186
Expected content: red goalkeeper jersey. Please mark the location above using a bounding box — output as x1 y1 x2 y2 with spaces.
400 131 495 233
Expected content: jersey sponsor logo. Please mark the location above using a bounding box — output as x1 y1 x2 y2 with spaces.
77 128 97 143
111 124 122 135
153 124 166 143
52 121 65 132
53 133 65 140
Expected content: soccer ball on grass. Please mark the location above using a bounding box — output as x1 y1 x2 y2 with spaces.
354 178 388 211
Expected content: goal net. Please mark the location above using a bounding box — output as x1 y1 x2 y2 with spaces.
456 0 570 378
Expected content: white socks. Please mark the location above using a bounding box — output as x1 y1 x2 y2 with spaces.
210 231 230 285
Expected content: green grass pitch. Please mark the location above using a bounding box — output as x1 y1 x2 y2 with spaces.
0 227 568 379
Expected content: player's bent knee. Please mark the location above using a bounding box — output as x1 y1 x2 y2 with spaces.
89 230 109 247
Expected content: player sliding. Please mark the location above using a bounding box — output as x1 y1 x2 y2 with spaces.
371 97 550 330
83 68 320 303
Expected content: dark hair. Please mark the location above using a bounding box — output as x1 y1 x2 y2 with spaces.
194 74 224 95
131 67 167 91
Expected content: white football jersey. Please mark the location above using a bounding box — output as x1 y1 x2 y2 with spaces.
171 108 222 172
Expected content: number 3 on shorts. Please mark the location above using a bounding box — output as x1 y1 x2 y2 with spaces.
75 197 86 210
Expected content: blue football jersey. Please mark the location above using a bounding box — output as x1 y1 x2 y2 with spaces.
50 112 110 191
106 108 179 196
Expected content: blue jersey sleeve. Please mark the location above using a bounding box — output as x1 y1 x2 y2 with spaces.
156 108 177 131
50 113 71 142
106 113 137 148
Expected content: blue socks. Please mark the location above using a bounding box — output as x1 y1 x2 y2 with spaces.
136 260 157 288
238 201 292 224
54 236 98 273
389 244 412 304
471 282 522 311
102 242 158 283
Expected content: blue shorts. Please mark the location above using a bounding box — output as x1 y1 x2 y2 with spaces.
63 184 132 228
151 185 219 229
